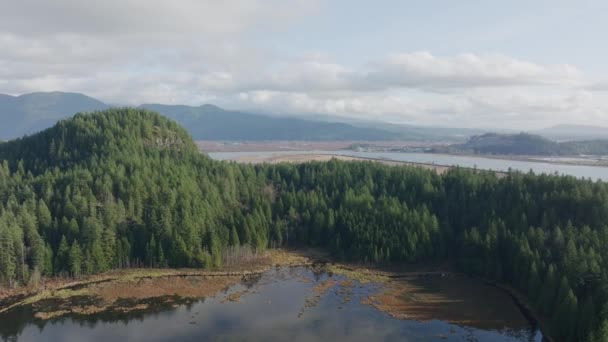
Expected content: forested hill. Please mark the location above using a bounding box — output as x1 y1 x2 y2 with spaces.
452 132 608 155
0 108 273 275
1 109 608 341
0 108 198 173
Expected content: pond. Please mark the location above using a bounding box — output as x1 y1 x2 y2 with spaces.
0 266 544 342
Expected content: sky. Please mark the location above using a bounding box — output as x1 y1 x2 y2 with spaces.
1 0 608 129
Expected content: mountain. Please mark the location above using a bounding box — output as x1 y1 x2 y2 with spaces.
139 103 403 141
259 111 486 141
353 120 487 141
534 124 608 141
450 132 608 156
0 91 474 141
453 133 562 155
7 91 605 143
0 92 108 139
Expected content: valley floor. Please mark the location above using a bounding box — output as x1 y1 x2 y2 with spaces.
222 152 511 177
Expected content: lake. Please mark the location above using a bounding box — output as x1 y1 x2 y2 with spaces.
208 151 608 181
0 266 544 342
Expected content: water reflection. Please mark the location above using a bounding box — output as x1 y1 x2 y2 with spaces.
0 267 544 342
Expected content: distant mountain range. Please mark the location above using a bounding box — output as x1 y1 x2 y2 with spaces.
0 92 108 139
0 92 481 142
139 103 403 141
1 92 606 143
449 133 608 156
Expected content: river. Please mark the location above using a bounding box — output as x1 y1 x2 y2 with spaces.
208 151 607 181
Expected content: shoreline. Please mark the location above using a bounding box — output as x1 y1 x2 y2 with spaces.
0 249 552 341
484 280 554 342
208 147 608 169
219 152 509 177
0 249 315 315
433 151 608 168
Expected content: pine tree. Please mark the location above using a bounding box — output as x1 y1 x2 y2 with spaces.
0 220 16 285
69 240 82 277
229 226 240 247
55 235 70 274
36 200 52 229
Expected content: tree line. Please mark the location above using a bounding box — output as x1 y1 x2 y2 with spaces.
261 161 608 341
0 109 607 341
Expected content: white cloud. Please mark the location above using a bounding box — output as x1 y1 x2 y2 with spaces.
366 52 582 89
213 52 582 93
1 0 319 37
588 82 608 91
0 1 605 129
231 88 606 129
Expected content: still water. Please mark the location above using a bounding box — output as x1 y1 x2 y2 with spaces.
209 151 607 181
1 267 543 342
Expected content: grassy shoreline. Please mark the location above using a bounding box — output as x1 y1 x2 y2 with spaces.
0 249 314 315
0 249 553 341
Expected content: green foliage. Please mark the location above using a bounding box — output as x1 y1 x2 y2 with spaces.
69 240 82 277
0 108 268 276
0 108 607 341
261 161 608 341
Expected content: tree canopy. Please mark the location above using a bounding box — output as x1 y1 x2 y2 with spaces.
0 108 607 341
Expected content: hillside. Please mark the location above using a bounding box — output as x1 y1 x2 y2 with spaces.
0 108 198 172
561 139 608 155
261 112 485 141
0 109 608 341
0 92 108 139
451 132 608 156
140 103 402 141
535 124 608 141
0 92 402 141
0 91 480 142
0 108 272 274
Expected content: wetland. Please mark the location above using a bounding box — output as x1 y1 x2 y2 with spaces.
0 251 544 342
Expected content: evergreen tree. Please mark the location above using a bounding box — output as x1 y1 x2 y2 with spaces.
69 240 82 277
0 108 606 341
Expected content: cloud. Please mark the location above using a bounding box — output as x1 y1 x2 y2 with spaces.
365 52 582 89
206 52 582 93
0 1 604 129
1 0 319 37
588 82 608 91
232 88 605 129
